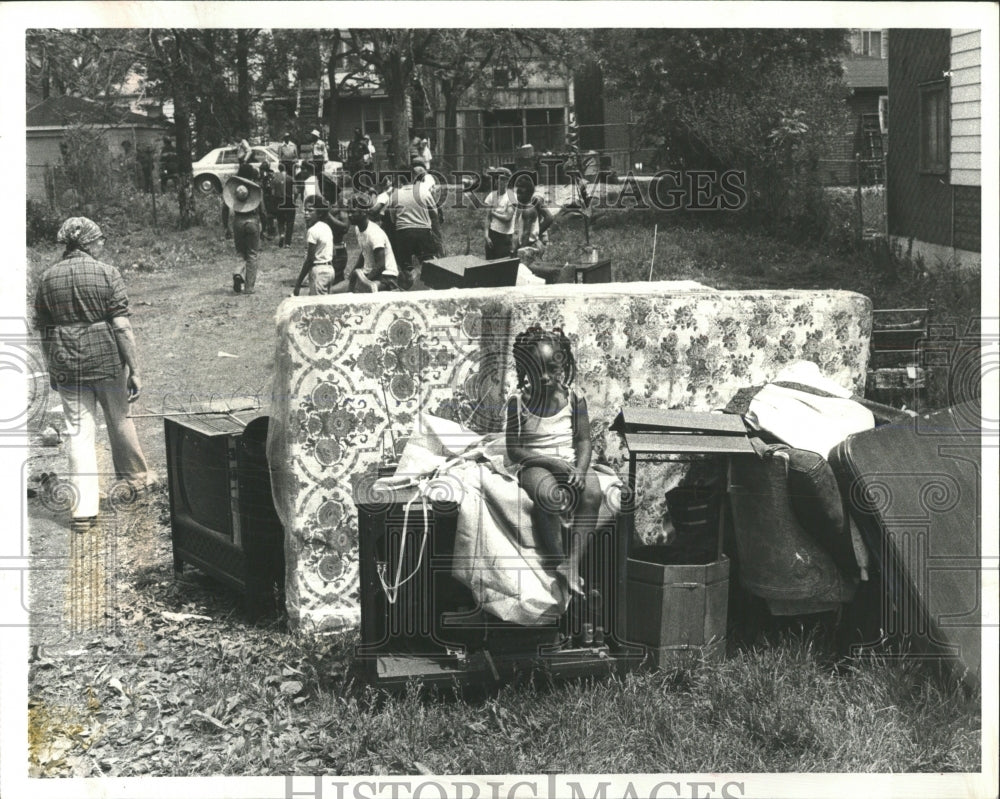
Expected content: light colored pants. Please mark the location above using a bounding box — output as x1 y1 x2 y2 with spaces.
58 370 149 519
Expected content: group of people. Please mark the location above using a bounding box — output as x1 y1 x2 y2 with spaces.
221 147 448 297
483 167 554 261
220 126 567 298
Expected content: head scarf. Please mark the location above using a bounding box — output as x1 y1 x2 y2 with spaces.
57 217 103 248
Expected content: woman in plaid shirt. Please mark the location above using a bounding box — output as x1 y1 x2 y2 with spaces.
34 217 156 533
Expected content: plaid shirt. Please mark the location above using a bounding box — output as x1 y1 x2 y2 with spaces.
33 251 130 385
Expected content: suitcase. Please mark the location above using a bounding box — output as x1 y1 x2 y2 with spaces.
829 400 982 685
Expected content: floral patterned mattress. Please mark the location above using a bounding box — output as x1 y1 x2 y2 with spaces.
267 283 872 633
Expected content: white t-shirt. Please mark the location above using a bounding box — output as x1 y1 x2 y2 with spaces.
414 173 438 209
485 189 516 235
307 220 334 266
357 221 398 277
303 175 319 203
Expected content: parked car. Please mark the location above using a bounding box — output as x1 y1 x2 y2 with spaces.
192 144 346 196
191 145 280 195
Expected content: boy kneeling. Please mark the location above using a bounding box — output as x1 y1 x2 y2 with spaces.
347 201 399 293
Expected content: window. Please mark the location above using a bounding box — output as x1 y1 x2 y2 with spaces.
919 81 948 174
362 102 387 136
217 148 238 165
862 30 882 58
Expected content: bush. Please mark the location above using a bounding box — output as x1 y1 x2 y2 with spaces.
26 200 63 246
672 62 853 238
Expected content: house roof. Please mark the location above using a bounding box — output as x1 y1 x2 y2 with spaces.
842 58 888 90
26 94 166 129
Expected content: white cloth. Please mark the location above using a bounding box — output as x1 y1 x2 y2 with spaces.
306 220 333 266
357 221 398 277
376 414 623 625
303 175 319 202
485 190 516 234
516 264 546 286
747 361 874 457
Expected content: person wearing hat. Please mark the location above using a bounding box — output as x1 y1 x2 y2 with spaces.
483 167 516 259
223 175 265 294
309 128 328 173
33 217 157 533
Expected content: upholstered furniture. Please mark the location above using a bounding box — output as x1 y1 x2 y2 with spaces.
267 283 872 632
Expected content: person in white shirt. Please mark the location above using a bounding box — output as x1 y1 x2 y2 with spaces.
420 137 433 170
236 134 251 165
483 167 516 259
294 200 343 296
309 128 328 170
348 203 399 292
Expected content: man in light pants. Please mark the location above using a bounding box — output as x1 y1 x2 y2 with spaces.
34 217 156 533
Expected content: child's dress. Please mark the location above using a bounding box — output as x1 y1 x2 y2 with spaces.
508 391 576 472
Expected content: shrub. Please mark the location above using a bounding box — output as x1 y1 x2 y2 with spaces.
26 200 63 245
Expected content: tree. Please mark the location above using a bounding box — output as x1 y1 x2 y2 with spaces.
593 29 850 226
25 29 136 102
236 29 258 136
349 30 438 168
146 29 200 227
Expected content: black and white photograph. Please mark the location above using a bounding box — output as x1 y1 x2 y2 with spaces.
1 3 996 799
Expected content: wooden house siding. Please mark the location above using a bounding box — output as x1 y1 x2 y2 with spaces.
887 29 953 248
950 29 981 186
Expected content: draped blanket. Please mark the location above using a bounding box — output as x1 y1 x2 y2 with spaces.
373 416 622 625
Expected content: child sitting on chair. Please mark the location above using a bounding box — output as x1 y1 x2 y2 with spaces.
505 326 603 596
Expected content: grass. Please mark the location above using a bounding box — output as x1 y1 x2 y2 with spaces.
25 189 984 777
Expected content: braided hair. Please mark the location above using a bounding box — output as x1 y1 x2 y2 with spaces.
512 325 576 393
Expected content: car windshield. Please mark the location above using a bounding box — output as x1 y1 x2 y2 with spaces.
259 147 279 161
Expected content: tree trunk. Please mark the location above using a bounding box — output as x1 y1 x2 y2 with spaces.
384 58 412 171
443 87 460 174
237 30 253 137
171 34 195 228
193 30 215 153
325 31 341 143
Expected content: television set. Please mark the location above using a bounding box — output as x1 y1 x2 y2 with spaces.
164 410 284 618
420 254 520 290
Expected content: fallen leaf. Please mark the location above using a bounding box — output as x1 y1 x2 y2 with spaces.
191 709 228 731
161 611 213 623
279 681 303 696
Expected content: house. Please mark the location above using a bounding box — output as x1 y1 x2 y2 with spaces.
26 94 169 203
886 29 981 268
261 58 576 174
